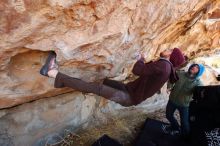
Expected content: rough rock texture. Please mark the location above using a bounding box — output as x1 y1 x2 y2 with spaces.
1 0 220 109
0 89 168 146
0 0 220 145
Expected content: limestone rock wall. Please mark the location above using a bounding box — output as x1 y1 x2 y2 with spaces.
0 91 168 146
0 0 220 145
0 0 220 109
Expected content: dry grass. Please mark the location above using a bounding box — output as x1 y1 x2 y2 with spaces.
45 109 174 146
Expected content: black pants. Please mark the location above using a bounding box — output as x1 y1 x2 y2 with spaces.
54 72 135 106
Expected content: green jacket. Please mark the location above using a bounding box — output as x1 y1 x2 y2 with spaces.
168 71 203 107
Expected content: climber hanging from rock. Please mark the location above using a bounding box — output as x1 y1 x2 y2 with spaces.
40 48 185 106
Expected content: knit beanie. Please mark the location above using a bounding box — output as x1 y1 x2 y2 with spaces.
169 48 185 68
188 64 205 78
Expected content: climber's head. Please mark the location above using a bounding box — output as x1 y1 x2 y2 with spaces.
169 48 185 68
160 49 172 59
160 48 186 68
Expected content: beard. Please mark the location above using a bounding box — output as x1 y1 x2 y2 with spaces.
188 72 197 79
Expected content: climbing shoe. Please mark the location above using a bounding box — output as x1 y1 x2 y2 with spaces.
40 51 57 77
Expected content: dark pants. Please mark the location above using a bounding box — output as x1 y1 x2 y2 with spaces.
54 72 134 106
166 100 190 136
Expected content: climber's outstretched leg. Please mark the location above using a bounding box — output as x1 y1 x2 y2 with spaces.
40 51 135 107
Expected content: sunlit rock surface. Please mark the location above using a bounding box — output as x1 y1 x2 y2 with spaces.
0 0 220 145
1 0 220 108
